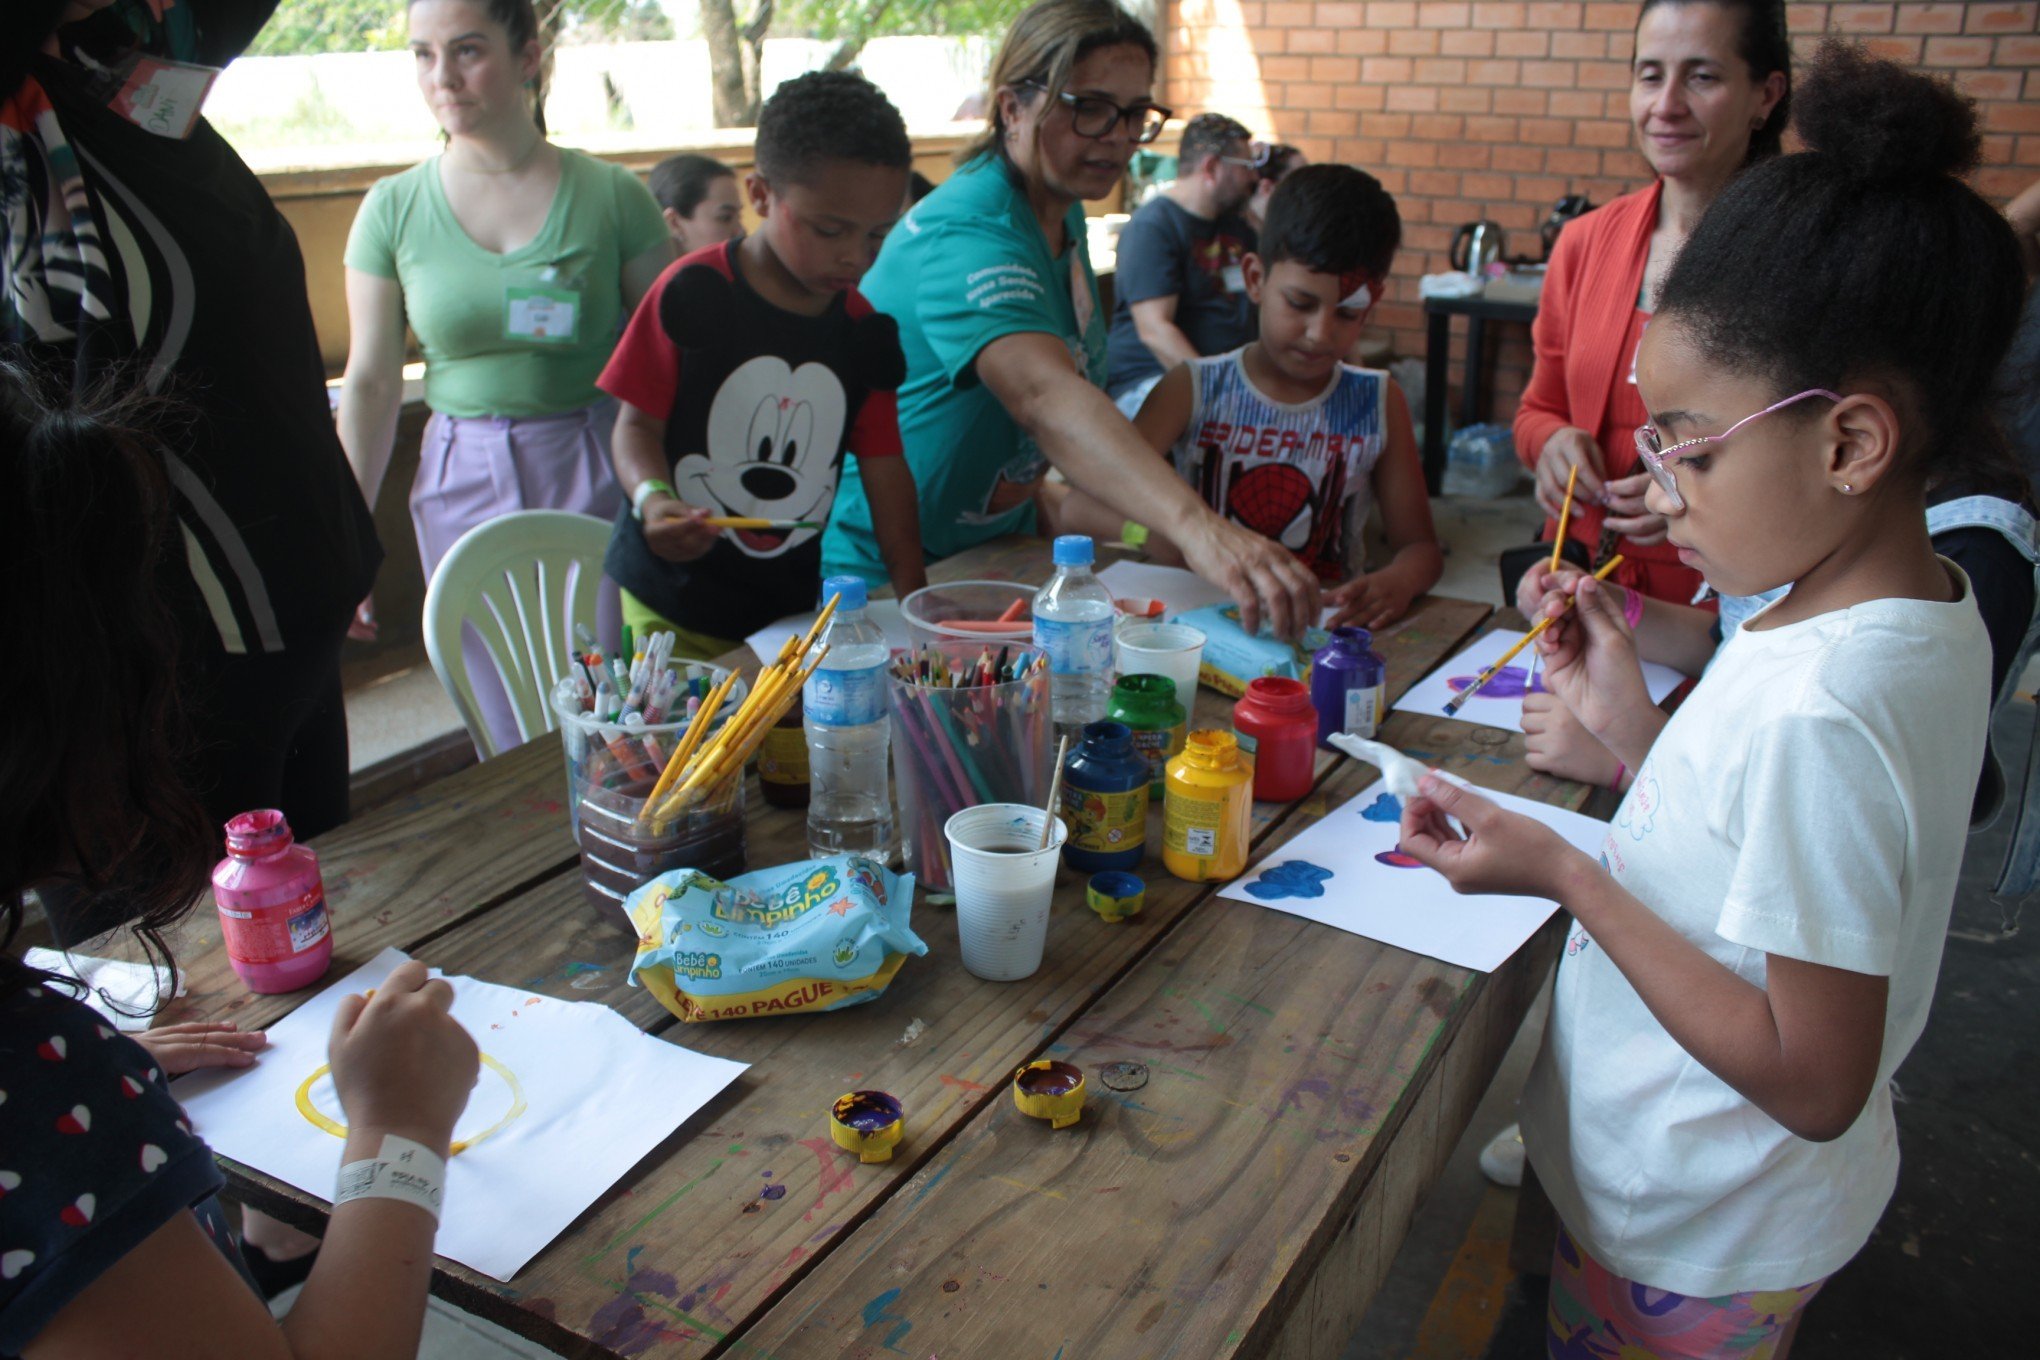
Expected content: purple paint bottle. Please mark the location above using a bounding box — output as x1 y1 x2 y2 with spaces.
1310 627 1386 747
212 810 334 994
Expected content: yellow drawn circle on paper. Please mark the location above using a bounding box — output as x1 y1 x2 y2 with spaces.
293 1053 527 1155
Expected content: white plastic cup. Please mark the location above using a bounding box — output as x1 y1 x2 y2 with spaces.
1116 622 1206 702
944 804 1066 982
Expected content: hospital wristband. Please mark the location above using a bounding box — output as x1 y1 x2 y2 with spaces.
335 1134 446 1223
632 478 676 522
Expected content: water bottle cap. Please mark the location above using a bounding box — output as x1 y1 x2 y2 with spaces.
823 575 867 612
1052 535 1095 567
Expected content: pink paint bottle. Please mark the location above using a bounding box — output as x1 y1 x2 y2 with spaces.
212 810 333 994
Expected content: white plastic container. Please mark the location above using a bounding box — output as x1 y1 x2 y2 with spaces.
944 804 1067 982
1116 622 1207 703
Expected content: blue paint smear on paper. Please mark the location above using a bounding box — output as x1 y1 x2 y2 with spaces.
1359 793 1402 822
1245 861 1336 900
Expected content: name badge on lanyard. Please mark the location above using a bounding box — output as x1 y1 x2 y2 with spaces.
111 56 218 140
505 275 581 345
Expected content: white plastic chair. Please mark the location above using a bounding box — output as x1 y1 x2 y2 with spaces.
422 510 612 759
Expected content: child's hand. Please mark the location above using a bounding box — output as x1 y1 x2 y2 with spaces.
135 1021 268 1077
1521 693 1626 788
640 494 722 563
328 960 478 1151
1326 571 1417 630
1513 560 1587 620
1535 576 1654 745
1398 775 1588 899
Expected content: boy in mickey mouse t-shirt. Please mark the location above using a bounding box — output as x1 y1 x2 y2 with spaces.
601 72 926 658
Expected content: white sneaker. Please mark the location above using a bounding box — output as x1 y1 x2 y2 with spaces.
1478 1123 1525 1188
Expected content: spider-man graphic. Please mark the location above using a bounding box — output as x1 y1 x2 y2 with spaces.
1200 440 1347 566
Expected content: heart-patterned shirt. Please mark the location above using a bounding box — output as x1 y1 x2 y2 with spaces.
1 981 246 1353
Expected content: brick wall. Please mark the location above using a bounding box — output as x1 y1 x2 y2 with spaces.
1161 1 2040 432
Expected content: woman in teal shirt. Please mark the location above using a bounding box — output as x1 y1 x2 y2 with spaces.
824 0 1319 637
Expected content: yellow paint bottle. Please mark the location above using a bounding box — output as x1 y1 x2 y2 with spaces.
1162 729 1254 881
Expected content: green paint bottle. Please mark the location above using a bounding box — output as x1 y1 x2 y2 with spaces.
1108 673 1186 798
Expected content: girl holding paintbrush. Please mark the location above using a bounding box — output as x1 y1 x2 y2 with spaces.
1403 46 2018 1353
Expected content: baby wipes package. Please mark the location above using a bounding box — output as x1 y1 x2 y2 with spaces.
627 855 925 1022
1174 603 1330 698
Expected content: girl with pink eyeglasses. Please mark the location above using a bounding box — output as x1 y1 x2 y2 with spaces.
1401 43 2026 1358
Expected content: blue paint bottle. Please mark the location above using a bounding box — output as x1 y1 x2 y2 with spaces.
1310 627 1386 747
1061 721 1149 872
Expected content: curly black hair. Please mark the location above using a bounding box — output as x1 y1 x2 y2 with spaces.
754 70 913 185
1259 163 1400 283
1656 40 2027 492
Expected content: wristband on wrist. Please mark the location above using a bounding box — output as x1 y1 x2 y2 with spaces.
335 1134 446 1223
1120 520 1150 549
631 478 676 522
1620 586 1644 630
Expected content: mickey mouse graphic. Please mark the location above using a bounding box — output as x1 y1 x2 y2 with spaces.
680 353 846 559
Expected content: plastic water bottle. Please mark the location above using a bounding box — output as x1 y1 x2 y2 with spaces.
804 575 894 859
1034 535 1116 736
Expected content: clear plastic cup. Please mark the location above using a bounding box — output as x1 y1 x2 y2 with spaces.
944 804 1066 982
1116 622 1207 702
900 580 1036 649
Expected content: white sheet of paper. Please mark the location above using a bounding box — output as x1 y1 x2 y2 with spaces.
23 947 182 1032
747 598 912 665
174 948 747 1281
1392 628 1684 733
1098 560 1343 628
1220 779 1610 972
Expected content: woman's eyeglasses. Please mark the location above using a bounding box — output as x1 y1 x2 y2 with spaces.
1021 82 1171 143
1633 388 1841 511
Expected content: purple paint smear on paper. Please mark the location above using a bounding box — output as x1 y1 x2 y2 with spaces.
1446 665 1546 699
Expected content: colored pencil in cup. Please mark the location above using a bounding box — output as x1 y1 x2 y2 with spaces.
1551 464 1580 573
1444 555 1625 716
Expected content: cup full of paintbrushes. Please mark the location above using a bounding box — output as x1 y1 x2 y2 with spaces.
888 640 1053 901
553 661 749 909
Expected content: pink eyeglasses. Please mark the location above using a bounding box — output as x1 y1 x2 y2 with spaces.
1633 388 1842 511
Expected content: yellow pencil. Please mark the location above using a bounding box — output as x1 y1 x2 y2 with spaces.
1551 464 1580 573
705 516 822 530
1445 555 1625 715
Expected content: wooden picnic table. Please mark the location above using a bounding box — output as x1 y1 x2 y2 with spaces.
160 538 1602 1360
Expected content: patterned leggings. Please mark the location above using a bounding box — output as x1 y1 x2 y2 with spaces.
1546 1223 1827 1360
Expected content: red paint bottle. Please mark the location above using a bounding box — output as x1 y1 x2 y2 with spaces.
1231 677 1318 803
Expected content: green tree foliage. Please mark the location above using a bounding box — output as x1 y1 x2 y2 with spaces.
246 0 672 58
781 0 1032 71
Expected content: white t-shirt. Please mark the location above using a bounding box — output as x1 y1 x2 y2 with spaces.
1519 566 1991 1296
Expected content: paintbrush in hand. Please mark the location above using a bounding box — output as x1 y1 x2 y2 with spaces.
1444 555 1625 716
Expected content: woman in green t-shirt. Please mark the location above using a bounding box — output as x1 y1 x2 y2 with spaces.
338 0 671 750
827 0 1320 638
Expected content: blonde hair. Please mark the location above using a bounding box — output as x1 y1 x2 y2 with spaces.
960 0 1157 167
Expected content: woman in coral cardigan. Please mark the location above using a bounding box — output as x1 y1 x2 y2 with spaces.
1512 0 1790 606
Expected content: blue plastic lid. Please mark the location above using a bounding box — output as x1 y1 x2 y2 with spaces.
823 575 867 612
1052 534 1095 567
1088 870 1145 899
